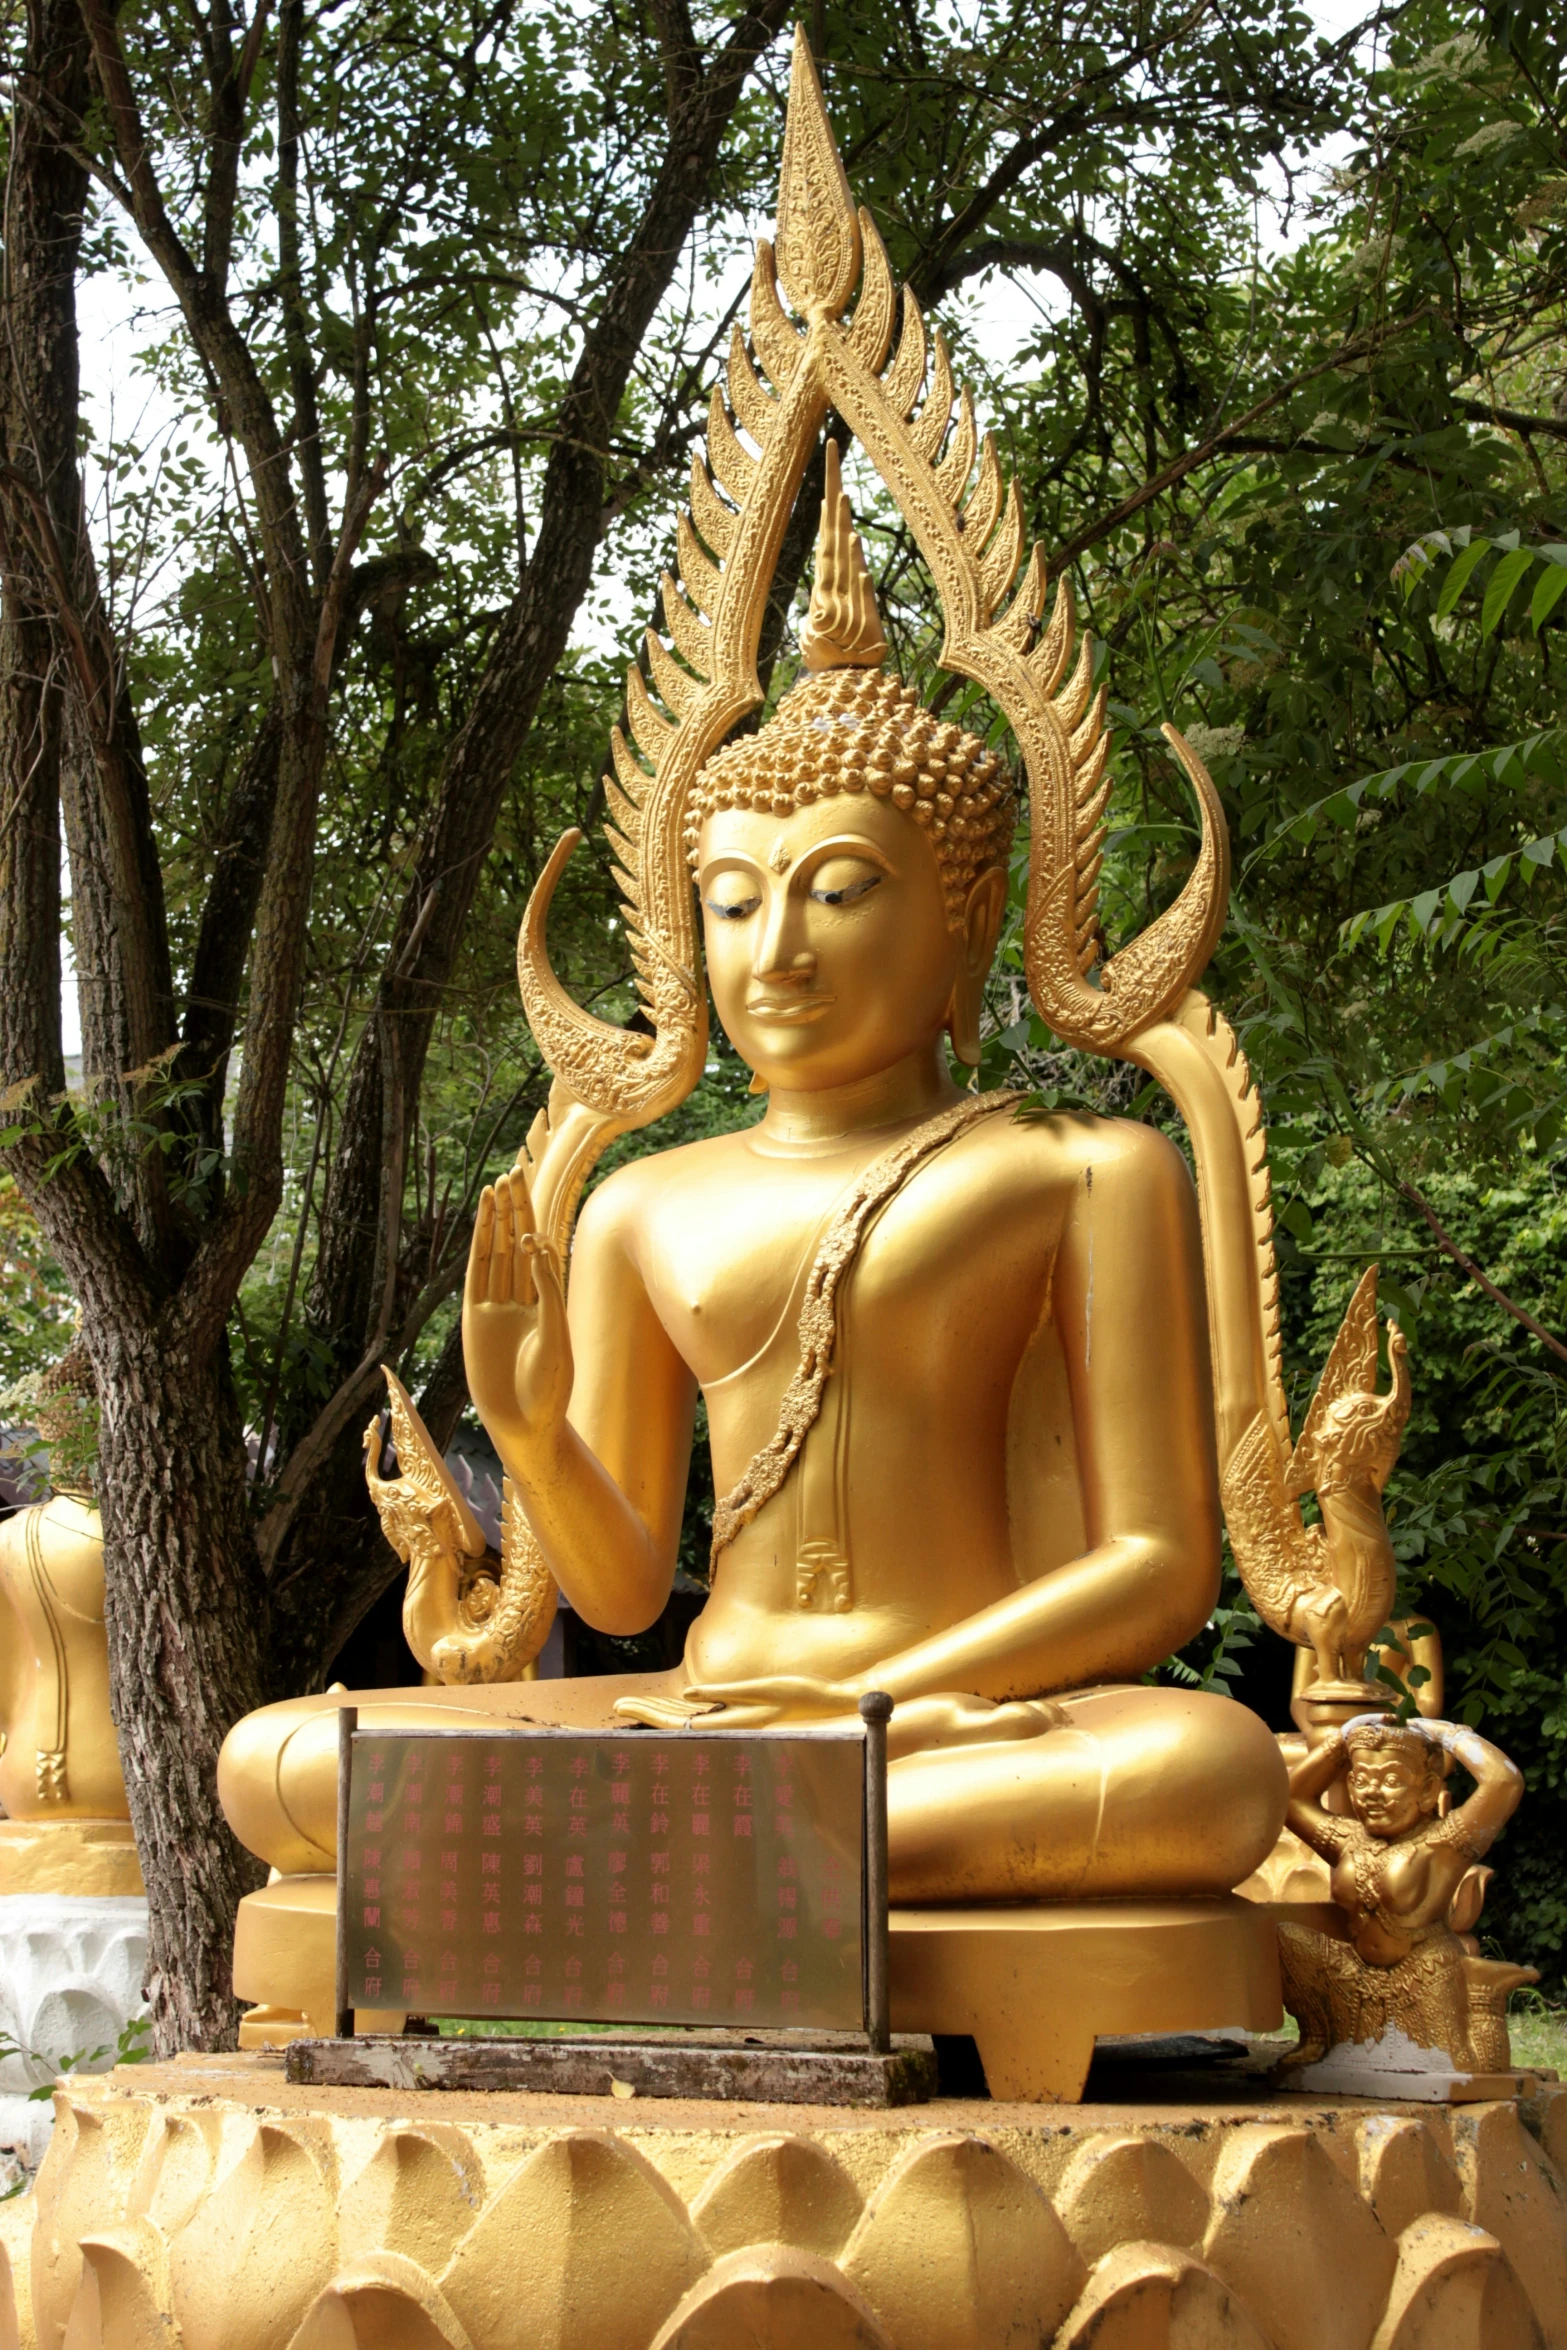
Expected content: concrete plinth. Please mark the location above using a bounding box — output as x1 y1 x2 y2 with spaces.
0 1895 148 2171
7 2050 1565 2349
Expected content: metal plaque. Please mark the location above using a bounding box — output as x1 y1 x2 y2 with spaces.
339 1727 867 2031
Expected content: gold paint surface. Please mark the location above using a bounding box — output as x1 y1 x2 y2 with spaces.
0 1494 142 1893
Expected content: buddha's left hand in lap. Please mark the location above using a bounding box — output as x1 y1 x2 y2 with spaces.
615 1675 1066 1751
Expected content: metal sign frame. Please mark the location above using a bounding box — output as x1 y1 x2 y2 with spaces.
333 1692 892 2050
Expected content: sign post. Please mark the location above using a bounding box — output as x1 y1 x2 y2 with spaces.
858 1690 892 2056
334 1703 357 2039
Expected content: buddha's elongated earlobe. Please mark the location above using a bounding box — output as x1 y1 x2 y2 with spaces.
947 973 983 1067
948 864 1005 1066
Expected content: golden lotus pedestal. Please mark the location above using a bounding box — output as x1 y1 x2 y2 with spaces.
13 1894 1560 2348
229 1884 1283 2100
6 2050 1566 2350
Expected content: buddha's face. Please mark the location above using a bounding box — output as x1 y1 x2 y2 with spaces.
1347 1746 1440 1839
697 792 1000 1094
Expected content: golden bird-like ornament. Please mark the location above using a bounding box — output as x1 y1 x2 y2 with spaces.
1219 1267 1411 1686
363 1365 556 1683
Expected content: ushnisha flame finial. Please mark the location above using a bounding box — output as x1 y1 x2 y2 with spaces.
800 439 889 671
774 26 862 322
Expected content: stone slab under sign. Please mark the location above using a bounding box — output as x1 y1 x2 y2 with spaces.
286 2027 938 2107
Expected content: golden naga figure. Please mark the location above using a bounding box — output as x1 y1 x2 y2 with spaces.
1277 1715 1535 2086
363 1368 555 1682
218 34 1427 2050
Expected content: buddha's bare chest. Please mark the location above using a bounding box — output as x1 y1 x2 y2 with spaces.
633 1132 1056 1391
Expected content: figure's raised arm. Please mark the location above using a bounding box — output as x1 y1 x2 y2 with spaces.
1285 1730 1354 1862
463 1163 694 1635
1416 1719 1523 1858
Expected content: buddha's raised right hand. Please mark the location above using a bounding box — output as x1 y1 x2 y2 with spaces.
463 1168 573 1461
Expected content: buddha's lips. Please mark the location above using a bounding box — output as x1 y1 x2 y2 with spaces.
744 994 836 1023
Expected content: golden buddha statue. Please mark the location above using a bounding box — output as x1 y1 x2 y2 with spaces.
219 35 1421 2085
0 1347 142 1895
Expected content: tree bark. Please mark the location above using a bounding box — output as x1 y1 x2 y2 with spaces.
93 1332 270 2043
0 0 275 2053
271 0 793 1588
0 0 84 1110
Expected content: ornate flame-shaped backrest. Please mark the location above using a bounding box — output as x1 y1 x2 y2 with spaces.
514 26 1229 1260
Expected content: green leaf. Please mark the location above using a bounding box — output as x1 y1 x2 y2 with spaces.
1531 563 1567 633
1480 546 1536 637
1275 729 1567 848
1280 1198 1314 1243
1435 535 1491 617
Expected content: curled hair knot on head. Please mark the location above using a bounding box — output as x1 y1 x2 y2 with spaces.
687 668 1015 928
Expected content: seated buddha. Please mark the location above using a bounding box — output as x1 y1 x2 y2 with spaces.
220 490 1285 1919
220 54 1305 2065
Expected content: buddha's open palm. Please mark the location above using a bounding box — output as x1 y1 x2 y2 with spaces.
463 1169 572 1456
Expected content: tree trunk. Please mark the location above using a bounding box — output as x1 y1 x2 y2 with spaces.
92 1325 269 2047
0 0 86 1105
0 0 270 2054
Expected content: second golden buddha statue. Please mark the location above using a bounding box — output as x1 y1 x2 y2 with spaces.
219 34 1425 2079
0 1347 142 1897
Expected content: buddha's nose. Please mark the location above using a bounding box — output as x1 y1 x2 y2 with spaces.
753 889 814 982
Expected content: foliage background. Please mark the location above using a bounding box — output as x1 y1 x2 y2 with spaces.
4 0 1566 1992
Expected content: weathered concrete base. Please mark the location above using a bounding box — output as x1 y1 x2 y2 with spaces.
1295 2023 1528 2105
0 1895 148 2171
10 2051 1567 2348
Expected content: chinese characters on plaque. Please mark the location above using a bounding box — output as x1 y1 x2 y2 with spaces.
340 1728 867 2030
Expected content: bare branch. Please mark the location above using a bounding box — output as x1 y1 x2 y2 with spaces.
1398 1180 1567 1367
1049 309 1438 569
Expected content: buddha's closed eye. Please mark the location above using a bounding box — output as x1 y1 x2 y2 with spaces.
810 870 881 907
705 888 762 920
